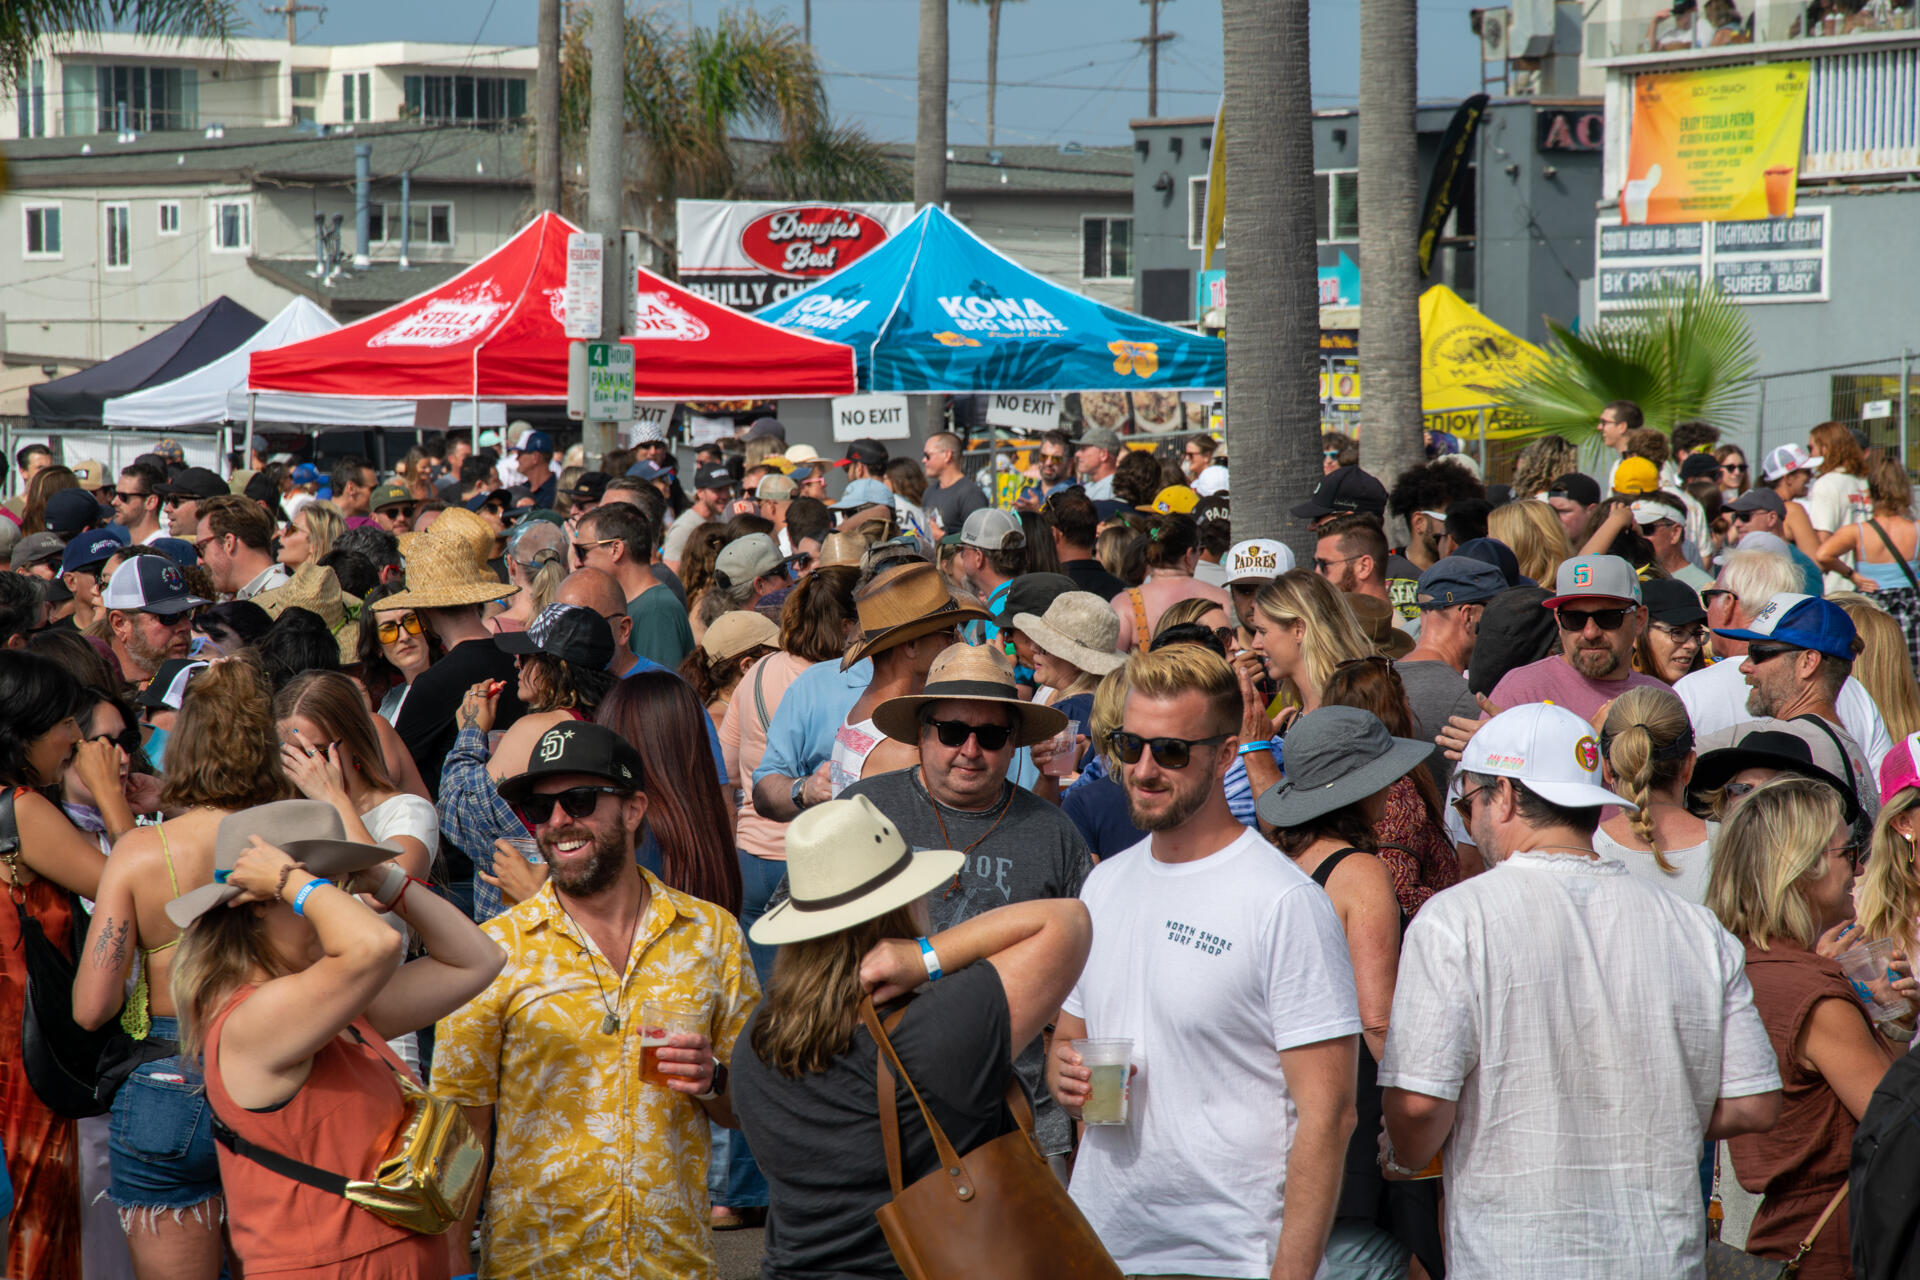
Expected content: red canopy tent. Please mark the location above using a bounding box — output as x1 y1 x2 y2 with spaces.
247 211 856 408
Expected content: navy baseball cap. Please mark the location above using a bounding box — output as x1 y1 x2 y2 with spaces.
1454 537 1534 589
1713 593 1859 661
1290 465 1388 521
62 528 127 576
149 536 199 568
510 430 555 455
45 487 106 536
625 460 672 482
101 556 209 616
1415 556 1508 610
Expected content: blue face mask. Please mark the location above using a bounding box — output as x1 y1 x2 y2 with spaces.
143 727 169 770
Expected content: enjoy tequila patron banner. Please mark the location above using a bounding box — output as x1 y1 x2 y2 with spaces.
1623 61 1810 226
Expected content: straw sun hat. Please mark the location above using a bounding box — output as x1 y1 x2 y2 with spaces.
252 563 362 663
872 642 1067 748
1009 591 1126 677
380 511 519 613
840 561 988 670
749 795 963 945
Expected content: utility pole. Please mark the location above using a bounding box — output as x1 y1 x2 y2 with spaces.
1137 0 1176 118
536 0 563 214
805 0 813 44
915 0 949 438
262 0 323 45
586 0 627 463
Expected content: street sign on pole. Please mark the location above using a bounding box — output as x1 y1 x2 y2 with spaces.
564 232 604 339
583 341 633 421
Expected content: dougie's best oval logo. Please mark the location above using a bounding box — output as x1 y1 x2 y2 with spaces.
740 206 889 279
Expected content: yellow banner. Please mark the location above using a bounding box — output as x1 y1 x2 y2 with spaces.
1624 62 1810 225
1420 285 1542 413
1202 96 1227 272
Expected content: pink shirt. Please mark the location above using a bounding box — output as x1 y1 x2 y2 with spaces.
719 650 812 860
1488 654 1667 722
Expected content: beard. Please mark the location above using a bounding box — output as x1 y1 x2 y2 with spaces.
1336 563 1361 594
123 625 179 673
539 819 631 896
1124 766 1214 832
1568 644 1620 678
1746 682 1782 718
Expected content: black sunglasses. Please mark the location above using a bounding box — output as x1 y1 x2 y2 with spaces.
1745 643 1800 664
517 784 625 825
1555 606 1630 632
926 719 1013 752
1106 730 1229 769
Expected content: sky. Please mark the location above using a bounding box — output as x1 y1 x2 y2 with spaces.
261 0 1490 148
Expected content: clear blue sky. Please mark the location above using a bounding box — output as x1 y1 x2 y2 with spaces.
265 0 1488 146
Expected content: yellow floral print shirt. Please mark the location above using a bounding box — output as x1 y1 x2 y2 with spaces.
432 869 760 1280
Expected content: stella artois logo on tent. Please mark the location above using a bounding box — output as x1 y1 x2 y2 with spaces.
369 281 510 348
544 286 569 328
630 292 711 342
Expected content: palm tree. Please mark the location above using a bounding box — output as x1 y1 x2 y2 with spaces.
1220 0 1322 556
1489 281 1759 443
1356 0 1423 487
557 6 907 261
1 0 238 87
958 0 1023 148
916 0 949 208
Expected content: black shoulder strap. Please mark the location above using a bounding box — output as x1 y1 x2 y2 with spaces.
210 1114 351 1198
1793 714 1861 801
0 787 19 858
1867 519 1920 592
1312 847 1364 889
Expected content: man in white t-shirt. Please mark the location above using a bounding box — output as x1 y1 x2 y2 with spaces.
1380 703 1781 1279
1048 645 1360 1280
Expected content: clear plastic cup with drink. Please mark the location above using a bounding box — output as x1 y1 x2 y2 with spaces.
1041 720 1082 778
1073 1038 1134 1125
639 1001 705 1086
1836 938 1908 1026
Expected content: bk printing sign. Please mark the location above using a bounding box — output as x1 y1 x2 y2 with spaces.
676 199 916 310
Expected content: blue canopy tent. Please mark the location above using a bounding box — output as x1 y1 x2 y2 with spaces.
755 206 1224 393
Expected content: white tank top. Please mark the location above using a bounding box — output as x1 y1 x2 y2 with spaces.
829 718 884 797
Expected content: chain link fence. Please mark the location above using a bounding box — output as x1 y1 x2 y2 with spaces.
1742 354 1918 471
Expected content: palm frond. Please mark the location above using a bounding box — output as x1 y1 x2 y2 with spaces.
0 0 240 88
761 123 911 202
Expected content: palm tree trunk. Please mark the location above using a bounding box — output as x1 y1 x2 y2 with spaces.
536 0 563 214
1222 0 1321 558
1357 0 1423 486
986 0 1001 148
916 0 949 209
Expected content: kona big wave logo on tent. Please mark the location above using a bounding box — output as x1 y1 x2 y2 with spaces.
784 295 873 333
935 294 1069 337
368 281 510 348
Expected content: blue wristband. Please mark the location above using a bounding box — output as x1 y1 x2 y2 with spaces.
290 880 321 917
1237 740 1274 757
918 936 943 982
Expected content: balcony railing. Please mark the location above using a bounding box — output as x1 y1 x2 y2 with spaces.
1803 43 1920 174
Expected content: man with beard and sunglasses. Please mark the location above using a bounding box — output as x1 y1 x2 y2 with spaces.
1047 644 1361 1280
435 721 759 1280
1484 555 1665 720
839 642 1089 1170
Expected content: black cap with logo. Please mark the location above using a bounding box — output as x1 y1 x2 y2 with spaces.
496 721 646 805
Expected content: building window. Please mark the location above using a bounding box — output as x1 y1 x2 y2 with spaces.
1315 170 1360 243
90 65 199 133
370 201 455 246
211 199 251 252
158 201 181 235
403 73 528 126
1082 216 1133 281
105 203 131 269
24 59 47 138
1187 175 1224 253
24 204 62 258
341 72 371 122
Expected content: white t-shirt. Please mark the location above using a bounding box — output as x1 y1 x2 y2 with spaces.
363 793 440 859
1063 828 1361 1277
1379 852 1779 1279
1806 471 1871 590
1594 824 1716 905
827 717 882 798
1673 657 1891 779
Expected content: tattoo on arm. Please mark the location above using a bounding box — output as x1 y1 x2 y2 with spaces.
92 917 132 970
458 703 481 730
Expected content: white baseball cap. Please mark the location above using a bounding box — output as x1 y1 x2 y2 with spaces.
1459 702 1635 811
1630 495 1685 526
1192 463 1231 497
1222 538 1294 584
1761 443 1822 483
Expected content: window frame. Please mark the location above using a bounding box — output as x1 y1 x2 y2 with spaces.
104 201 132 270
1318 168 1360 244
23 202 63 260
1187 174 1226 254
158 200 181 236
210 197 251 253
1081 214 1134 283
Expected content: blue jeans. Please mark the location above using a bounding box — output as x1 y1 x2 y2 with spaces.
708 851 783 1211
107 1018 221 1213
739 851 786 983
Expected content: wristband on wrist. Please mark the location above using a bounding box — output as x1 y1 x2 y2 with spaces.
918 936 943 982
272 861 303 901
290 879 322 917
1378 1142 1425 1178
1237 740 1274 756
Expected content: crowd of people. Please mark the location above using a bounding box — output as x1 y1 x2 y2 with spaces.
1 406 1919 1280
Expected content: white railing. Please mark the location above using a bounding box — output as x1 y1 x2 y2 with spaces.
1803 43 1920 176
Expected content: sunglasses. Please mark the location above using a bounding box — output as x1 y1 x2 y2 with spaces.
1723 463 1749 473
1106 730 1229 769
1636 521 1677 536
113 490 149 503
376 612 424 645
1452 783 1492 824
380 504 417 519
1555 606 1631 632
1701 588 1738 609
572 538 619 562
1745 643 1799 664
926 719 1013 752
1731 510 1761 524
517 784 625 825
1652 623 1708 645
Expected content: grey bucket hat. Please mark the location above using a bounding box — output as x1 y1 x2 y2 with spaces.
1255 706 1432 828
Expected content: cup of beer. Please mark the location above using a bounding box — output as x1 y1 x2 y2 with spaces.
1072 1038 1134 1126
639 1001 705 1087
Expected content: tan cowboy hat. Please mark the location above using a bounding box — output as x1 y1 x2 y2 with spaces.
841 561 988 670
749 795 963 946
165 801 399 928
398 505 495 564
872 642 1067 747
1009 591 1126 677
1346 592 1415 661
252 563 363 664
382 514 518 613
816 530 869 568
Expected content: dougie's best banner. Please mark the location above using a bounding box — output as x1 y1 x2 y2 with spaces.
1623 62 1810 226
676 199 917 310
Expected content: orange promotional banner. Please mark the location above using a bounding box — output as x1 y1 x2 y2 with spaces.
1623 62 1810 225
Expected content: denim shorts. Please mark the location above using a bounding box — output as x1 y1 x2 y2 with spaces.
107 1017 222 1210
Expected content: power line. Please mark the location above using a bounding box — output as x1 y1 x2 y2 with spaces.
817 68 1216 96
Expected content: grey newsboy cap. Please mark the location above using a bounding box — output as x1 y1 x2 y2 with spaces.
1415 556 1509 610
1255 706 1431 828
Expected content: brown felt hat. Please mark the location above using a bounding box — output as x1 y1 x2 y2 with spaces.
840 561 988 670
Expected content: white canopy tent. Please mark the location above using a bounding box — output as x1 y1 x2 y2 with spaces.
102 297 505 429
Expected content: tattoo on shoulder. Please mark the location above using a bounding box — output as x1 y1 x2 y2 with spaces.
92 917 132 970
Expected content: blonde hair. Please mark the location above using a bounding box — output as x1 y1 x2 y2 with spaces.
1706 776 1846 951
1097 526 1146 586
171 905 293 1061
1252 570 1370 704
161 659 291 810
1154 596 1229 636
1859 788 1920 962
1489 499 1571 588
273 670 396 793
1838 598 1920 743
1089 665 1130 770
1600 686 1693 873
508 551 564 618
299 499 344 563
1123 643 1238 737
749 905 919 1077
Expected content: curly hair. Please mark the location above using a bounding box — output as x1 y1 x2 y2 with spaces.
161 658 291 810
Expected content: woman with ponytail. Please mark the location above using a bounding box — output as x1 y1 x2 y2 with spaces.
1596 686 1713 902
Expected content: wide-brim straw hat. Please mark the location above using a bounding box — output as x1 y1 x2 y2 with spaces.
1009 591 1126 677
1346 592 1415 661
252 563 362 664
398 505 495 565
1256 706 1437 828
872 642 1068 747
842 561 988 670
382 512 519 612
165 800 399 928
750 795 963 945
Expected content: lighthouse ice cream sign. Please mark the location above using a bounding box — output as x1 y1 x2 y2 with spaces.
676 199 917 310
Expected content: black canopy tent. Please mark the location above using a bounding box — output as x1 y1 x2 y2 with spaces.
28 296 265 427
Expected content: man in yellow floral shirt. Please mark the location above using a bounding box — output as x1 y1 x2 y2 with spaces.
433 721 760 1280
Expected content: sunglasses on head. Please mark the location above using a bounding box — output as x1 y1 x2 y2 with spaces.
376 612 423 644
926 719 1013 751
1106 730 1228 769
517 784 625 825
1555 606 1630 632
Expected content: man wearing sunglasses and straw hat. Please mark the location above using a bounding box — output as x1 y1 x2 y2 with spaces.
840 641 1091 1172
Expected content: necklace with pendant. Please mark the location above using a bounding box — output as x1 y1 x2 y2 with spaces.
558 892 642 1035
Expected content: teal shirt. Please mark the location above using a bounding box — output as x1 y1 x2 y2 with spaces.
627 581 694 670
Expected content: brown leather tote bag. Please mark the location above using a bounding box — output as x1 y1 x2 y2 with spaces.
859 998 1123 1280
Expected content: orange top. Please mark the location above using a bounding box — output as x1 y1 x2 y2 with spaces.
204 986 446 1278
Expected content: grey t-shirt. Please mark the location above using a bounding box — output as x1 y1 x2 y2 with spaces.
1394 658 1480 794
923 477 988 536
841 766 1093 1154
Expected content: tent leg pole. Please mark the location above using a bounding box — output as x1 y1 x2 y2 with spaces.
244 394 256 469
1478 408 1488 475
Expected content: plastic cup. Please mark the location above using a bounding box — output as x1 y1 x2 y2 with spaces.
1836 938 1907 1025
639 1001 705 1086
1072 1038 1134 1126
501 835 540 862
1041 722 1081 778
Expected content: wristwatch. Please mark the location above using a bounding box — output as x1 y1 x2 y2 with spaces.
695 1058 729 1101
790 775 811 811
